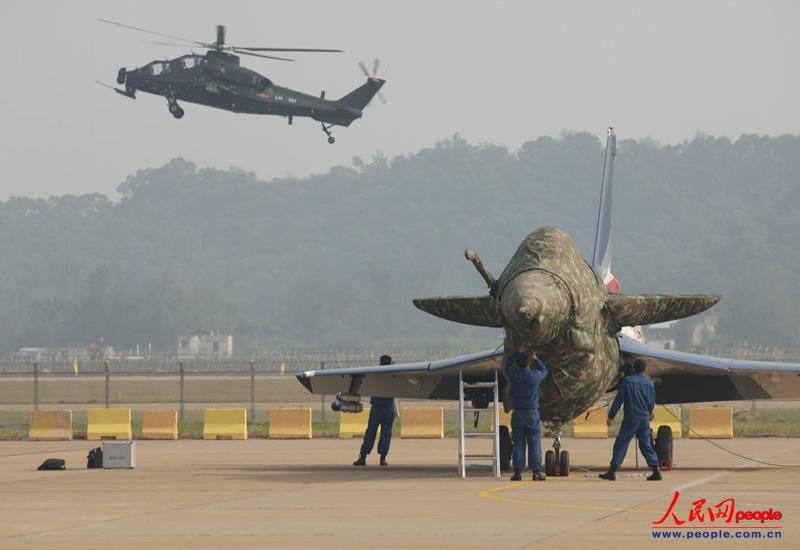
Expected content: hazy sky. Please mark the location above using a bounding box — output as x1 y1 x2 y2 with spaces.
1 1 798 199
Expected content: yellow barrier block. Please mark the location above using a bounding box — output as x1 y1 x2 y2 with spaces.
688 407 733 439
269 407 312 439
652 406 682 438
87 408 132 441
499 408 511 428
203 408 248 440
400 407 444 439
141 410 178 440
339 406 371 438
572 407 609 439
29 410 72 441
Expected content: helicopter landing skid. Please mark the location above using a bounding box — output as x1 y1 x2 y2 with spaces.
321 123 335 144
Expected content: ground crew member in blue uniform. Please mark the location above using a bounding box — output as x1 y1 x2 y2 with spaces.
353 354 397 467
503 349 548 481
600 359 662 481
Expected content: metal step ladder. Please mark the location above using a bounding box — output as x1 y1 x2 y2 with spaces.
458 370 501 479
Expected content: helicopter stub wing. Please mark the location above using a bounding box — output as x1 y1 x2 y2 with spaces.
96 81 136 99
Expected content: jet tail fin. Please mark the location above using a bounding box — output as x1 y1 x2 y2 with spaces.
606 294 720 327
337 78 386 111
592 127 619 292
412 296 502 327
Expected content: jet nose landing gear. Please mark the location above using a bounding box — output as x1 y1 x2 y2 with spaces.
544 423 570 477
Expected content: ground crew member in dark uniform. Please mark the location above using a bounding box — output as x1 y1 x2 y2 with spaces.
353 354 397 467
503 349 548 481
600 359 662 481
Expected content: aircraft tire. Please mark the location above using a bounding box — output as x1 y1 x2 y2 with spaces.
499 425 512 471
327 136 335 144
545 450 556 477
173 107 184 119
655 425 673 463
559 449 570 476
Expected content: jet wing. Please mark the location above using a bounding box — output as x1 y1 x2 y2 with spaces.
296 348 503 400
619 335 800 404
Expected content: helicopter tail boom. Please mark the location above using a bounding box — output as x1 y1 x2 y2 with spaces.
336 77 386 112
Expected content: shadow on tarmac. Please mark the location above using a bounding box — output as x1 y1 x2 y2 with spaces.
199 463 771 484
200 463 474 484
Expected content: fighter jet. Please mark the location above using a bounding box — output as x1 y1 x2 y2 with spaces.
297 128 800 473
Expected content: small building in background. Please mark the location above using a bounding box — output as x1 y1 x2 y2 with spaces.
643 312 719 352
177 330 233 359
644 321 678 350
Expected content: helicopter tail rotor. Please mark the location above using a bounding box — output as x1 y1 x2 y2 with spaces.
357 59 387 105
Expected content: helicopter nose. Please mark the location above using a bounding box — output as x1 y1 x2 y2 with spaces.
116 67 127 85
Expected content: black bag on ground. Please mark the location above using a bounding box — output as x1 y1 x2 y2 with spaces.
38 458 65 470
87 447 103 468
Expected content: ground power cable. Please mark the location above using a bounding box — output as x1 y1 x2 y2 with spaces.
660 405 800 468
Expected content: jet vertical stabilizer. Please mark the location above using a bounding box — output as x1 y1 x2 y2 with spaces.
592 127 619 293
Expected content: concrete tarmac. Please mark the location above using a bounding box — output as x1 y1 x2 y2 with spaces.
0 437 798 549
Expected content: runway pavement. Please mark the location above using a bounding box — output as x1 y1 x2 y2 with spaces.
0 437 798 549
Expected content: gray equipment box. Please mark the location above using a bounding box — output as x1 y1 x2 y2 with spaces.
102 441 136 469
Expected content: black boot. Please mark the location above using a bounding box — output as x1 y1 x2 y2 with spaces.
353 453 367 466
647 467 662 481
510 469 522 481
599 466 617 481
532 470 546 481
379 455 388 467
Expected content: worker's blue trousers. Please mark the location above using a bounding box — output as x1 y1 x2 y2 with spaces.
611 416 659 469
511 408 542 471
360 408 395 457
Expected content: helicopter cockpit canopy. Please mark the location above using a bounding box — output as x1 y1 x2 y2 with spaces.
143 56 204 77
177 55 204 69
146 61 169 76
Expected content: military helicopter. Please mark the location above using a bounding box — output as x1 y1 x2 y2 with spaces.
98 19 386 143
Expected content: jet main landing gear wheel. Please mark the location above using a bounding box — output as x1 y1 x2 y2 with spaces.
499 425 512 472
655 425 673 469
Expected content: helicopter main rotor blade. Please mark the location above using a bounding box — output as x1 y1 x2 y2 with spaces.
235 46 342 53
98 18 205 47
234 49 295 62
144 41 206 48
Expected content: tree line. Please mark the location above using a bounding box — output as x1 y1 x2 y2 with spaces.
1 132 797 352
